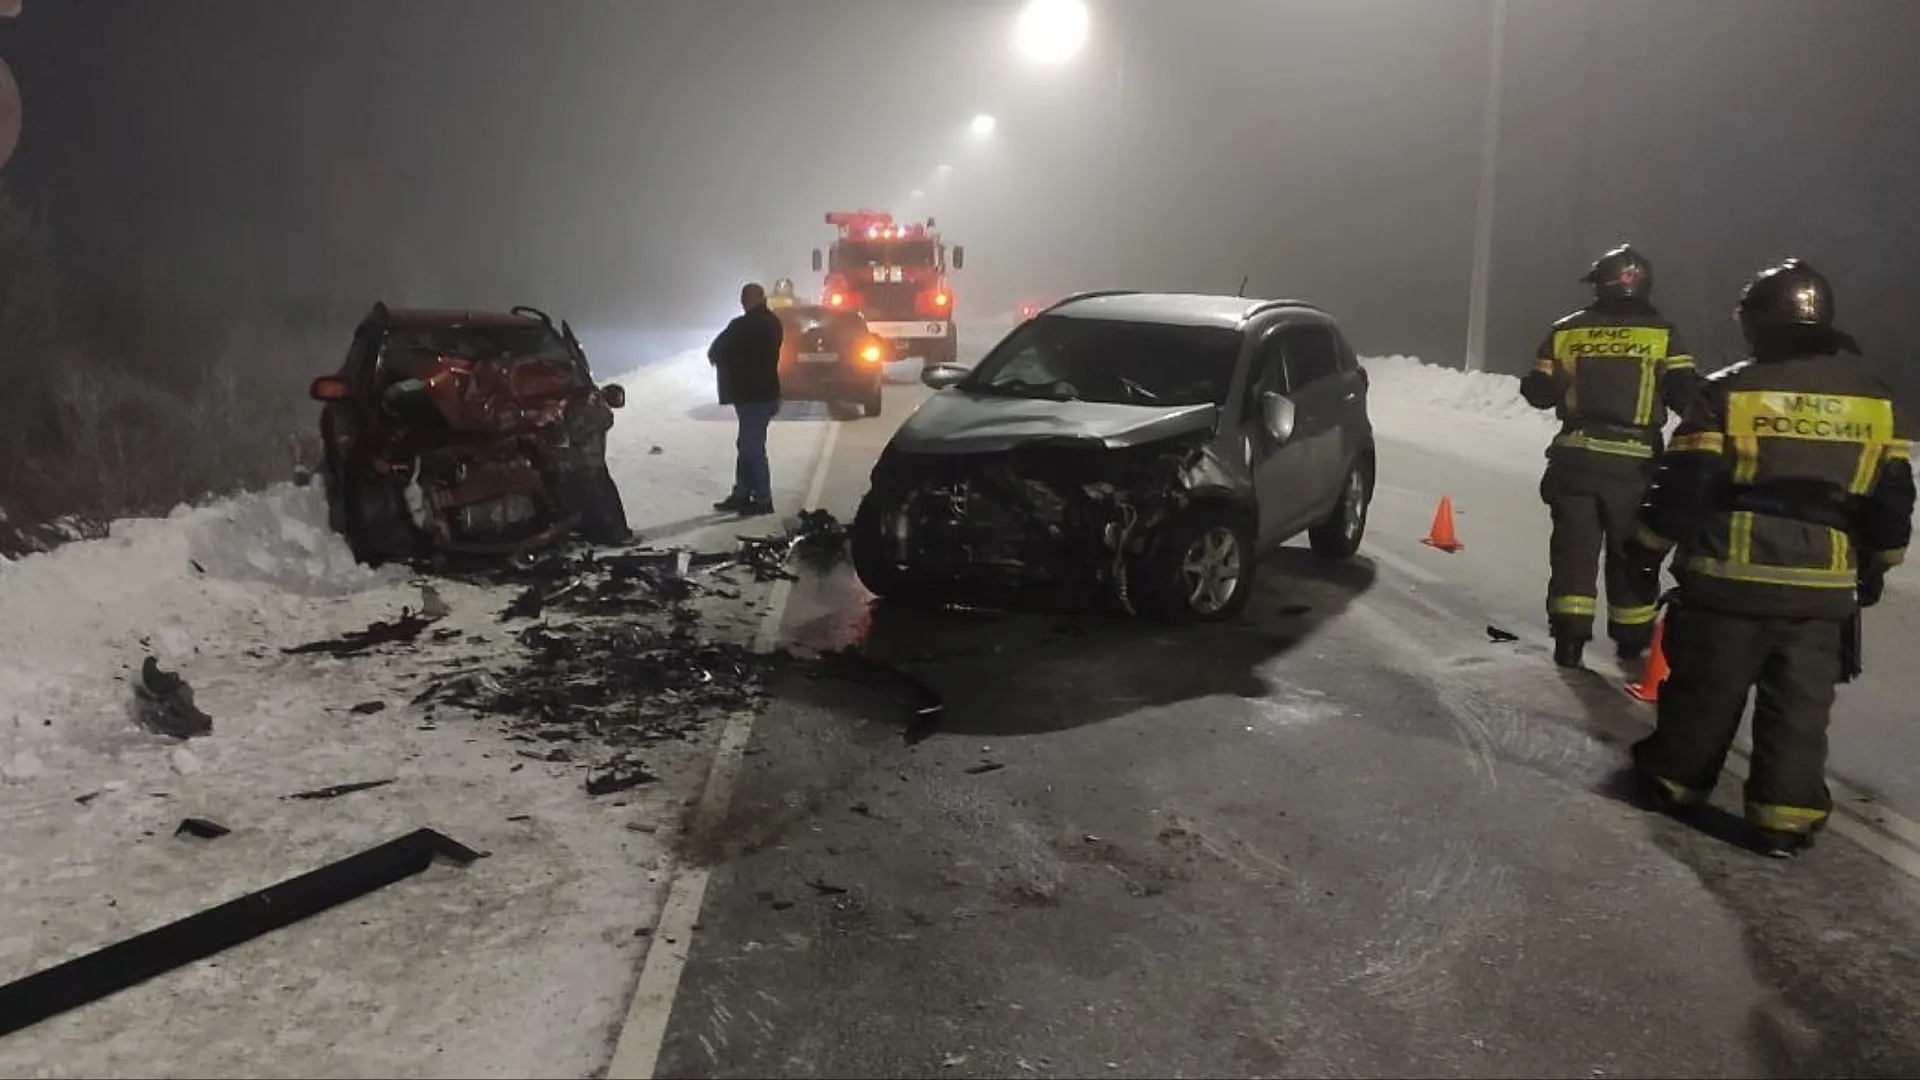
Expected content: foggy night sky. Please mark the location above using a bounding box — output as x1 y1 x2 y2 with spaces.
3 0 1918 388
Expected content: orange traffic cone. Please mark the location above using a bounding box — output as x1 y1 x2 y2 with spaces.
1420 495 1464 552
1625 616 1670 703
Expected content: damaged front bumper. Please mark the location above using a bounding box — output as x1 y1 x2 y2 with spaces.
858 433 1247 611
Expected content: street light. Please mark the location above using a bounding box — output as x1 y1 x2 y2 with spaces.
1015 0 1090 65
969 113 998 140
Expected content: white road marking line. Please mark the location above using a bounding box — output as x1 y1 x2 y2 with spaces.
1373 481 1432 502
605 420 843 1080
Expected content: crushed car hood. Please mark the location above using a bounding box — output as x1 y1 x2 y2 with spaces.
891 391 1219 454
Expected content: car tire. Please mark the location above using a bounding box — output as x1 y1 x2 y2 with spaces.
320 417 349 537
343 472 415 565
576 465 632 545
827 400 862 422
851 491 940 608
862 383 884 417
1308 454 1373 560
1140 505 1255 623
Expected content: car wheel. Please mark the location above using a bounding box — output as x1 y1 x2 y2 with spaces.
851 491 941 608
320 419 349 537
1142 505 1254 623
827 400 862 422
1308 454 1372 559
343 472 415 565
576 465 632 545
863 383 884 417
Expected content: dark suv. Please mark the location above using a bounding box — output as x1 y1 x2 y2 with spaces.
849 291 1376 621
775 304 892 419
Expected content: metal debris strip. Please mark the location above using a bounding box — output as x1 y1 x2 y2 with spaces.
283 609 440 657
0 828 485 1039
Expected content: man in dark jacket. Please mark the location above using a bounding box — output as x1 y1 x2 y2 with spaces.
1625 258 1914 858
708 282 784 517
1520 244 1701 669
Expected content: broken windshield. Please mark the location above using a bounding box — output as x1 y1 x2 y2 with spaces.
963 316 1241 407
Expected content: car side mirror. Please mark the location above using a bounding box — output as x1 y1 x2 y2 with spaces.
310 375 351 402
921 363 969 391
952 245 966 271
601 384 626 409
1261 391 1297 443
811 248 823 273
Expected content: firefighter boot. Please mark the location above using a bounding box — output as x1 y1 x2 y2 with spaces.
1553 637 1587 669
1754 827 1816 859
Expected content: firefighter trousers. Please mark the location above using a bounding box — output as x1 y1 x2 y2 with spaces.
1539 460 1660 647
1629 603 1843 835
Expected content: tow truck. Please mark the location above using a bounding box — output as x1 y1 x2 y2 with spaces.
811 210 965 368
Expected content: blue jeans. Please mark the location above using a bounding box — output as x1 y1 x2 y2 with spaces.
730 400 778 503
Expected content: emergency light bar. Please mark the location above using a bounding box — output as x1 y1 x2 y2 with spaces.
825 209 932 241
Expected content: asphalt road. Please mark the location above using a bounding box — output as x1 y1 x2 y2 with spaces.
646 382 1920 1079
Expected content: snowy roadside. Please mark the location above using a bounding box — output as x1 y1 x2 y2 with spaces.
0 347 835 1078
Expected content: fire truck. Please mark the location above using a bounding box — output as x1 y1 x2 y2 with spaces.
810 210 965 367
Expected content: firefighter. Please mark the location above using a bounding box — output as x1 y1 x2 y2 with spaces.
1520 244 1701 668
1624 258 1914 857
768 277 798 310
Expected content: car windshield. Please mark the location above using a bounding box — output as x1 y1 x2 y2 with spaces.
962 315 1241 407
385 325 574 365
780 307 866 338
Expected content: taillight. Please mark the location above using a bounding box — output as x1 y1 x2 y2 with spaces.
860 343 883 364
827 291 847 308
933 292 950 308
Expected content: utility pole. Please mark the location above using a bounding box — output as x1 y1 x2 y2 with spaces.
1463 0 1508 372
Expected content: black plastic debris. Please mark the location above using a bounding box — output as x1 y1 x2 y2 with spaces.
284 610 439 658
132 657 212 740
964 762 1005 776
806 879 848 896
349 701 388 716
585 763 658 796
649 445 664 455
74 791 101 806
0 828 484 1038
175 817 230 840
286 779 394 801
1487 625 1520 643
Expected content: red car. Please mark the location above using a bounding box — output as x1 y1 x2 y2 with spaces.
308 303 630 563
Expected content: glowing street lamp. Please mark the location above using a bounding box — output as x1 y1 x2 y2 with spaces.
1015 0 1090 65
969 112 998 140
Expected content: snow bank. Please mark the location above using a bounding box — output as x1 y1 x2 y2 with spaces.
1361 355 1556 431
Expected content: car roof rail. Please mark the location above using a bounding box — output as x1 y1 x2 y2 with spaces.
1247 297 1328 317
1043 290 1139 314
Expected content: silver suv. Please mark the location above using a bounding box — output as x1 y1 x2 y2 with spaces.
850 291 1377 621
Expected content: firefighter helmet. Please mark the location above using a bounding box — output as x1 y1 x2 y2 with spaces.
1581 244 1653 302
1737 258 1835 329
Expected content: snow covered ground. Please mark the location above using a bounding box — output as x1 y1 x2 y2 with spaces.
0 343 841 1078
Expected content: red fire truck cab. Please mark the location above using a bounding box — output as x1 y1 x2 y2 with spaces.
811 210 964 368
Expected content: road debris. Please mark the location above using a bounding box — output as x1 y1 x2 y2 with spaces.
174 817 230 840
584 762 658 796
0 828 484 1038
283 609 440 657
132 656 212 739
285 778 395 801
348 700 388 715
1487 624 1520 643
806 879 848 896
964 762 1005 776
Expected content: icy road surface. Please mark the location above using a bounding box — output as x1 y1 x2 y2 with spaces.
640 357 1920 1079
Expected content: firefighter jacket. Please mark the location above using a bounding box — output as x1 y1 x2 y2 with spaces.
1634 353 1915 619
1520 299 1700 468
